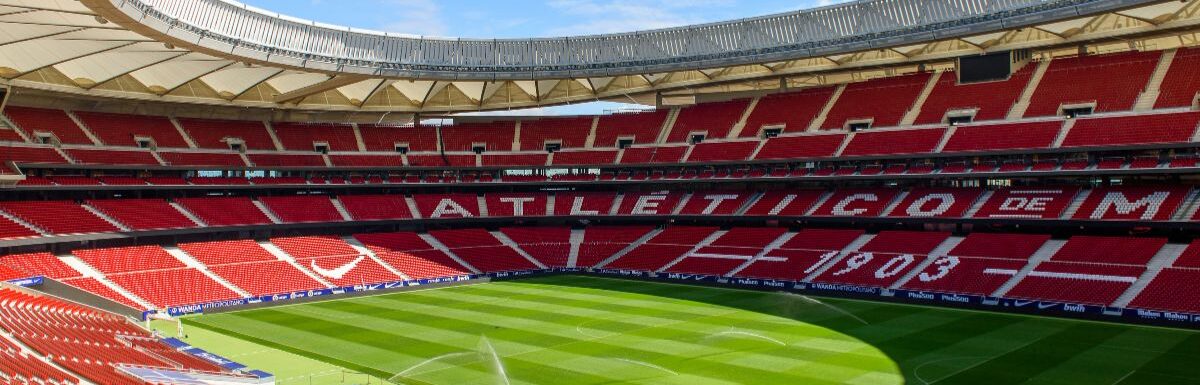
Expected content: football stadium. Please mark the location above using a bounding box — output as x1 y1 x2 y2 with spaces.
3 0 1200 383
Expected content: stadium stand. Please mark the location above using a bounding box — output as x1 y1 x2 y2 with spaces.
177 118 275 150
821 72 932 130
741 87 836 136
666 100 750 142
1025 51 1159 117
915 66 1033 124
593 110 668 147
74 111 188 148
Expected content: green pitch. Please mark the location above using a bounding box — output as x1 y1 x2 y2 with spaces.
178 275 1200 385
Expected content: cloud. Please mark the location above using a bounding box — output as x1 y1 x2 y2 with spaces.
375 0 448 37
543 0 737 36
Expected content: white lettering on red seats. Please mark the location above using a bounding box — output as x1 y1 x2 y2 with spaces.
833 252 873 275
700 194 739 215
570 196 600 215
1090 191 1170 220
918 256 960 282
769 194 798 215
632 194 668 215
804 251 841 274
431 199 474 218
831 193 878 216
984 189 1065 219
873 254 916 279
499 197 534 216
905 194 955 217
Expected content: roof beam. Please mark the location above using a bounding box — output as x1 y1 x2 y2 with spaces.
272 74 369 103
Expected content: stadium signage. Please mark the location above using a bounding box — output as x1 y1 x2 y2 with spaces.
5 276 43 287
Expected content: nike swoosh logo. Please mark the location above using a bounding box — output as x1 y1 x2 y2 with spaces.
311 256 365 279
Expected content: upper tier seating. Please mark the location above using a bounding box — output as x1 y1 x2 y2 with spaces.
272 122 358 151
940 121 1062 153
74 111 188 148
685 140 759 162
481 153 547 167
666 100 750 143
1155 46 1200 108
159 151 247 167
339 195 413 220
175 196 273 226
3 107 93 144
1061 111 1200 148
86 198 197 230
915 66 1033 124
593 110 667 147
741 87 836 136
72 245 184 274
359 124 438 152
247 153 327 167
519 117 592 150
178 117 276 150
551 149 619 165
0 145 69 165
439 122 515 152
821 72 931 130
752 133 845 160
0 200 118 235
0 125 23 142
259 195 343 223
618 146 688 164
66 148 159 165
1071 186 1189 221
328 154 405 167
840 127 946 156
1025 51 1159 117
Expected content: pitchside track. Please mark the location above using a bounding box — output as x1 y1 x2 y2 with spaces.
177 276 1200 385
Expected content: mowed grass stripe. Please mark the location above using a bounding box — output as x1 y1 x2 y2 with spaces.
282 284 894 384
187 276 1200 385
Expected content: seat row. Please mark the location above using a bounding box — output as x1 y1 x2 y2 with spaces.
0 185 1195 240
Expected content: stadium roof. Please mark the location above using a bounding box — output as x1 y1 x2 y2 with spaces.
0 0 1195 113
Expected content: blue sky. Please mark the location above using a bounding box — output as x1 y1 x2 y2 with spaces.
239 0 846 114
